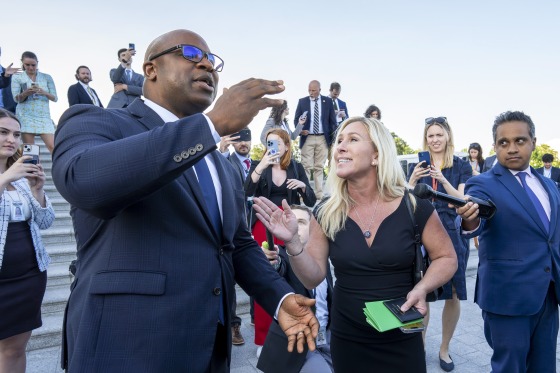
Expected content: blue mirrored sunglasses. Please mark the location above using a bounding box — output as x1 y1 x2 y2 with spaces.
148 44 224 72
425 117 447 125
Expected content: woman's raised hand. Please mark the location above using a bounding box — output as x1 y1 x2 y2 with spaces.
253 197 298 243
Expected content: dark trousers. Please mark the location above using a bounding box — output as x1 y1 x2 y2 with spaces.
483 282 559 373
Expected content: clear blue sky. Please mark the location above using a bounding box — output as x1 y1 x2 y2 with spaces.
2 0 558 154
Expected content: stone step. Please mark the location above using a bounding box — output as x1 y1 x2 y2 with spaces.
48 243 76 264
42 284 71 315
50 198 71 213
27 313 64 352
40 227 75 246
46 262 74 287
51 213 72 228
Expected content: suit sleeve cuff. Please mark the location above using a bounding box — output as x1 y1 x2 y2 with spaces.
275 292 295 320
202 114 221 145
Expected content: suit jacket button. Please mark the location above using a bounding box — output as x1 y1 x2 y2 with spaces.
181 150 189 159
545 267 551 273
173 154 182 163
189 147 197 155
195 143 203 151
213 287 222 295
219 249 224 255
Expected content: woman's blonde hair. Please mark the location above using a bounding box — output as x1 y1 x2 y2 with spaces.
317 117 412 240
266 128 291 170
422 120 455 168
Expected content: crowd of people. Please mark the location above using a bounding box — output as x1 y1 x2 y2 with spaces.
1 29 560 373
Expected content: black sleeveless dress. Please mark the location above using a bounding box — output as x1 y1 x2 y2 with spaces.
325 198 434 373
0 221 47 339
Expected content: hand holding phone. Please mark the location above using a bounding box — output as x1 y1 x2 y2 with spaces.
22 144 40 164
267 139 280 164
417 151 431 168
299 111 308 122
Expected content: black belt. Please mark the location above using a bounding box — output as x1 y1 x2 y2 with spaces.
307 133 324 136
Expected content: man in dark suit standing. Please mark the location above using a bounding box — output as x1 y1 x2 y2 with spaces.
0 47 19 113
67 66 103 107
219 128 253 346
536 153 560 189
107 47 144 108
457 111 560 373
53 29 318 373
482 154 497 172
329 81 348 129
293 80 337 200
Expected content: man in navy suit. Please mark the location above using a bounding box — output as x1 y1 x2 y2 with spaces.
293 80 337 200
53 29 318 372
0 47 19 113
67 66 103 107
457 111 560 373
107 47 144 108
536 153 560 189
329 82 348 129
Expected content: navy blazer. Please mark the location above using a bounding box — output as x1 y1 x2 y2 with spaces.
107 65 144 108
293 95 337 148
52 100 293 372
67 82 103 107
0 67 16 113
536 166 560 189
461 163 560 316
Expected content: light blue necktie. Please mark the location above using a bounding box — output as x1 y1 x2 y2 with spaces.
517 172 549 233
126 70 132 82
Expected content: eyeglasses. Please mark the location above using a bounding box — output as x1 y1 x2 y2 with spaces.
148 44 224 72
425 117 447 125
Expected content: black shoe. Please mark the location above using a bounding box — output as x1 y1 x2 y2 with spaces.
439 354 454 372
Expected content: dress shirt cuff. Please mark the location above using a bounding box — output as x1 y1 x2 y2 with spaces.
460 218 481 234
202 114 222 144
275 292 295 320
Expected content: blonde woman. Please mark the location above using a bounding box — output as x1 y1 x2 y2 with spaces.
253 117 456 372
407 116 472 372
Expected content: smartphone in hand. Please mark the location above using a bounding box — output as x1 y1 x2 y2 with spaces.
417 151 431 168
22 144 40 164
267 139 280 163
299 111 308 121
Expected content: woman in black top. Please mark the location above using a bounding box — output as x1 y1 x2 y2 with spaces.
253 117 457 372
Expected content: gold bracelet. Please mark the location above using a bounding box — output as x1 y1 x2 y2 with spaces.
286 246 304 257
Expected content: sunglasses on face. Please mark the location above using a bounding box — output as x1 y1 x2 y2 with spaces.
148 44 224 72
425 117 447 125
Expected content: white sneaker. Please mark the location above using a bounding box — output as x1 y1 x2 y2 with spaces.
256 346 263 358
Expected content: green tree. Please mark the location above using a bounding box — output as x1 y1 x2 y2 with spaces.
391 132 415 155
531 144 560 168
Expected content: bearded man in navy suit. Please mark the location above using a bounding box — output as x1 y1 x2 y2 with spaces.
457 111 560 373
67 66 103 107
53 29 318 373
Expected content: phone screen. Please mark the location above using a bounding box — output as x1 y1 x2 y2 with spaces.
418 151 431 168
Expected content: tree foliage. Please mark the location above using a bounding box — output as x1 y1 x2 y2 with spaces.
391 132 416 155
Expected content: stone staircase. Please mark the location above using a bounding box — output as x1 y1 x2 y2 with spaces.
27 143 76 352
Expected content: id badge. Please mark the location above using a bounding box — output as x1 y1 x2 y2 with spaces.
11 202 24 221
316 326 327 346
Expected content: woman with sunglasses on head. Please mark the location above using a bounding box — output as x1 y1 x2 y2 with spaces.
252 117 456 372
0 109 55 373
407 116 472 372
260 100 306 146
245 128 316 357
467 142 484 176
11 51 57 153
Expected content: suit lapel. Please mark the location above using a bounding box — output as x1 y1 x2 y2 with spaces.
532 167 558 238
494 164 548 236
126 100 165 131
211 151 235 242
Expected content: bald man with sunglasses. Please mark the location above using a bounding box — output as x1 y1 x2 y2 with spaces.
53 29 318 373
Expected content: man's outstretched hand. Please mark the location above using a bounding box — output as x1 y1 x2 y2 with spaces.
277 294 319 353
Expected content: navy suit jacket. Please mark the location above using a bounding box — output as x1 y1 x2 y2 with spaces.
293 95 337 148
0 67 16 113
461 163 560 316
536 166 560 189
482 155 497 172
52 100 293 372
332 96 348 126
67 82 103 107
107 65 144 108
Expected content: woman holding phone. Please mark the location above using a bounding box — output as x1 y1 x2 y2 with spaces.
11 51 58 153
260 100 306 146
407 116 472 372
245 128 316 356
0 109 55 373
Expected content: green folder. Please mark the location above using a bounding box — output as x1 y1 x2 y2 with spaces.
363 300 423 332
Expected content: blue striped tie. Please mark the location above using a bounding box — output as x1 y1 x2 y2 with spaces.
313 98 320 134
